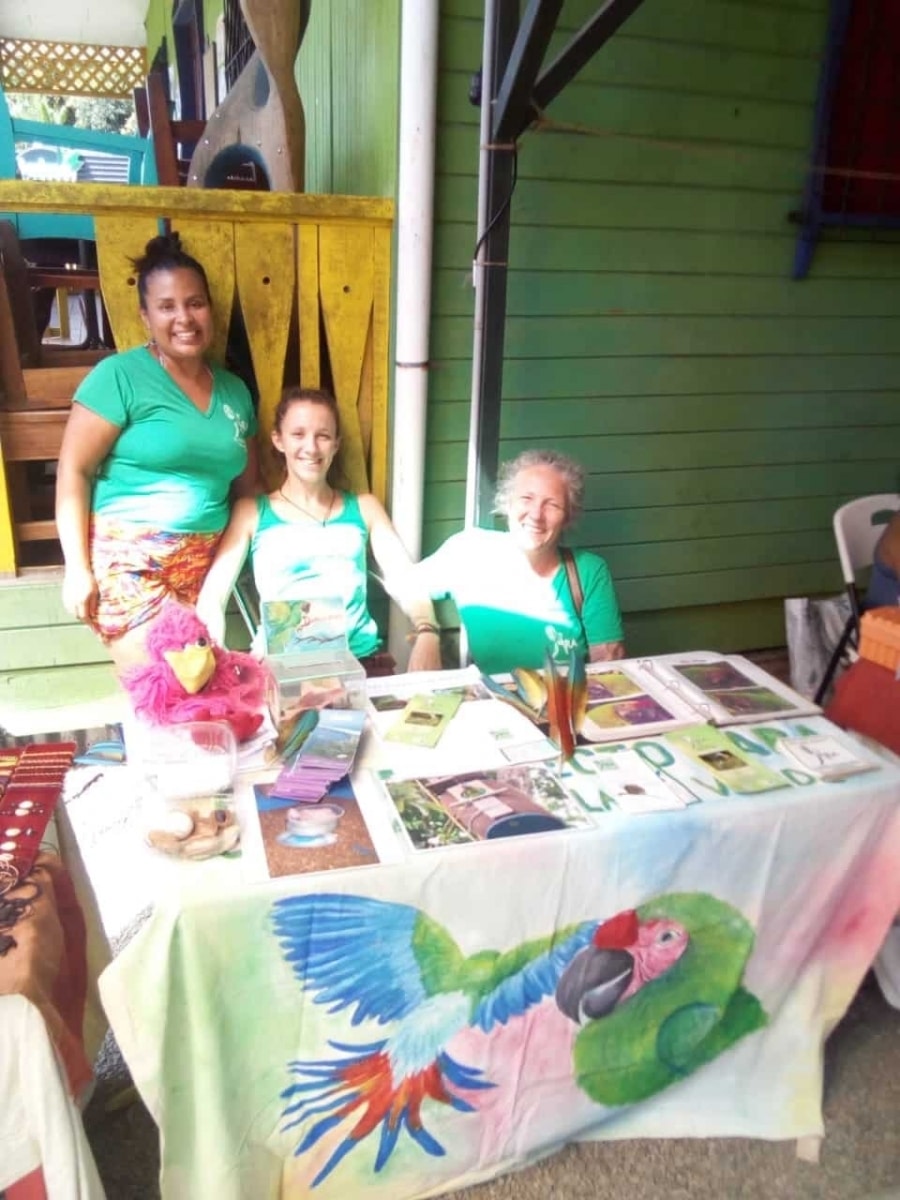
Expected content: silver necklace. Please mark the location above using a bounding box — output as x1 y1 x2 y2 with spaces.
150 342 213 387
278 487 336 526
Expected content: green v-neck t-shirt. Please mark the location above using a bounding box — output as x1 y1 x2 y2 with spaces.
74 346 256 533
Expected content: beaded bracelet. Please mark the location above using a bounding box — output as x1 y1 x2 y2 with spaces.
406 623 441 642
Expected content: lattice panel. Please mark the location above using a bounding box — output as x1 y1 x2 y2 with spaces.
0 38 145 99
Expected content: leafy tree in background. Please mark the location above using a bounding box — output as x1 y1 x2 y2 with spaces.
8 93 137 135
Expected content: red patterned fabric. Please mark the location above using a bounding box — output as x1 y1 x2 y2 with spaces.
88 514 221 641
0 855 91 1099
6 1166 48 1199
823 3 900 216
825 658 900 757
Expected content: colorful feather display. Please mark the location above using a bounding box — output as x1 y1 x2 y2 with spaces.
479 653 589 763
511 667 548 717
277 706 319 759
544 649 587 765
569 650 588 737
478 671 544 723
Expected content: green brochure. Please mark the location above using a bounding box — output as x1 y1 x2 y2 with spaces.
384 691 465 749
664 724 791 795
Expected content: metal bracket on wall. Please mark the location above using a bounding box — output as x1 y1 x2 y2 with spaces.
471 0 647 525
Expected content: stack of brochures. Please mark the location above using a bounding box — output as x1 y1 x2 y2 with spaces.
270 709 366 803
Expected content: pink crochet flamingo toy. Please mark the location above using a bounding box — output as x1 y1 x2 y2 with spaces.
120 603 273 743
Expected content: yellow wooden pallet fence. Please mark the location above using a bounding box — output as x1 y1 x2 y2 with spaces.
0 181 393 575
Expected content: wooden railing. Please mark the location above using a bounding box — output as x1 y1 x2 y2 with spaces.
0 180 394 575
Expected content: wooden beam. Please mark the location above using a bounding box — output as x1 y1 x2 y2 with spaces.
22 366 93 407
493 0 564 143
0 411 68 461
146 71 207 187
0 269 26 407
18 519 57 542
0 181 393 226
532 0 647 114
0 220 43 368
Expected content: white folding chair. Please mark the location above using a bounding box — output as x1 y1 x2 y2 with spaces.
814 493 900 704
232 568 261 644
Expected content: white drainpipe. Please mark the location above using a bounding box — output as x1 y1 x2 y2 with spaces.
465 0 498 531
388 0 440 666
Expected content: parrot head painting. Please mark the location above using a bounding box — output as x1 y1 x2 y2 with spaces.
270 890 766 1186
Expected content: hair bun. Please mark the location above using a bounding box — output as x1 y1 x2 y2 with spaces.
143 232 183 261
129 230 210 303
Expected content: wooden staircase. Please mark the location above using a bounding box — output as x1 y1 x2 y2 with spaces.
0 221 109 574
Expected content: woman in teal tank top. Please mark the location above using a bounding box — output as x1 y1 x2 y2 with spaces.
197 387 442 673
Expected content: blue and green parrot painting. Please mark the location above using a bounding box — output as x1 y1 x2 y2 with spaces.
271 890 766 1185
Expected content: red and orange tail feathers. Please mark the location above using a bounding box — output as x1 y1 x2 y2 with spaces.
545 651 582 762
281 1040 492 1185
569 649 588 738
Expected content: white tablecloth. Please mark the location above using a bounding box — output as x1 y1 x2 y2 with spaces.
90 692 900 1200
0 994 105 1199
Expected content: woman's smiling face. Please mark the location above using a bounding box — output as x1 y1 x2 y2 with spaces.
506 464 570 554
272 399 341 484
140 267 213 364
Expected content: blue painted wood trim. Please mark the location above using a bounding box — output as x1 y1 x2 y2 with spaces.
792 0 853 280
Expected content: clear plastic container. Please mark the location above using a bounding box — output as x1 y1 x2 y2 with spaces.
126 719 238 808
268 650 367 730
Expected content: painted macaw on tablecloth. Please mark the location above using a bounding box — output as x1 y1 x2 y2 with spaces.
271 890 766 1185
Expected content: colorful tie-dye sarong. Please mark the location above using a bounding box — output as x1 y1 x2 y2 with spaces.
89 516 222 642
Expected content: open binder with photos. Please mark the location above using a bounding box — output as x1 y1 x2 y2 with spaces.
579 660 703 742
468 654 817 745
637 652 820 727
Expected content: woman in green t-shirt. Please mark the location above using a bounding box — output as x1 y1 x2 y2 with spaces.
55 233 259 667
417 449 626 675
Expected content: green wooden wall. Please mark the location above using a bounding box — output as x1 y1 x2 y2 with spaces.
25 0 900 679
425 0 900 655
144 0 170 74
296 0 400 197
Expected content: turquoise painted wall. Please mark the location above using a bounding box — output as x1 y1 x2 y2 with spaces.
425 0 900 655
